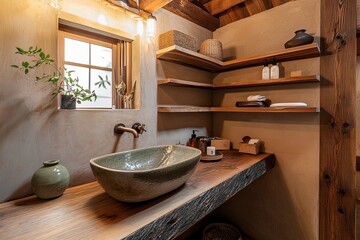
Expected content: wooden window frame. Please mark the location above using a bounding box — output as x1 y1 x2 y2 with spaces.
58 24 132 109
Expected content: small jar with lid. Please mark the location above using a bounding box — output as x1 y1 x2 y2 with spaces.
31 160 70 199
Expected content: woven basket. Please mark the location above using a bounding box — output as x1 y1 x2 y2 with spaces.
159 30 198 52
199 39 223 61
203 223 242 240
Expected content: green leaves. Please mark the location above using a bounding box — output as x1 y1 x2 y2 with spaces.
95 75 111 89
12 46 111 105
39 52 45 59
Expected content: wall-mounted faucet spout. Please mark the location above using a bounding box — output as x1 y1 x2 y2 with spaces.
114 123 139 138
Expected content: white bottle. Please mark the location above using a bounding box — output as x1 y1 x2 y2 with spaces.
270 59 279 79
262 61 270 80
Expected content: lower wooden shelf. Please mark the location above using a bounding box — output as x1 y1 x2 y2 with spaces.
158 105 320 113
158 105 211 112
210 106 320 113
0 151 275 240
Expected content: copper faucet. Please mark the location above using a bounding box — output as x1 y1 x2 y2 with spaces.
114 123 146 138
114 123 139 138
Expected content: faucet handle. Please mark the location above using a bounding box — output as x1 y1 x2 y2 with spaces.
132 123 146 134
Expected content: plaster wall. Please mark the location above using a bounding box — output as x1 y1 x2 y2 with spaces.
0 0 212 202
155 9 214 145
212 0 320 239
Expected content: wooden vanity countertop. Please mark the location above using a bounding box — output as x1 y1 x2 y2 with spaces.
0 151 275 240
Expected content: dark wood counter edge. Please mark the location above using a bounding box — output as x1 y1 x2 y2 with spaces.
125 154 276 240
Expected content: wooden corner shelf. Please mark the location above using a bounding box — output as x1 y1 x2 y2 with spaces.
210 107 320 113
156 43 320 72
221 43 320 71
156 45 223 72
158 105 211 112
158 78 213 88
158 105 320 113
212 75 320 89
158 75 320 89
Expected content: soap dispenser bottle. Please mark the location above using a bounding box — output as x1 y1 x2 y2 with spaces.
187 130 198 148
262 60 270 80
270 58 280 79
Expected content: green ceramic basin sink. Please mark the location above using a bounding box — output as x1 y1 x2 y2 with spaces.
90 145 202 203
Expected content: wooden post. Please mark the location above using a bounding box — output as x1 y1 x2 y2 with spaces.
320 0 356 239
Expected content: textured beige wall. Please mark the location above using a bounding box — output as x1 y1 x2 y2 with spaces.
156 9 214 145
212 0 320 239
0 0 151 202
0 1 213 202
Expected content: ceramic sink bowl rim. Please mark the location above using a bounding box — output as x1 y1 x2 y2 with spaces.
89 145 202 202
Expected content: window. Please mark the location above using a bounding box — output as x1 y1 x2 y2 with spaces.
58 25 132 109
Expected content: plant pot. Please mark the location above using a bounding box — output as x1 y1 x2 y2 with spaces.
61 95 76 109
284 29 314 49
31 160 70 199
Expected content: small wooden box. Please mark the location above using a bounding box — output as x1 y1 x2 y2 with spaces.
238 142 261 155
159 30 198 52
211 139 230 150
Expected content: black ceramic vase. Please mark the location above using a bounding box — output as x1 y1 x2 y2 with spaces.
284 29 314 49
60 95 76 109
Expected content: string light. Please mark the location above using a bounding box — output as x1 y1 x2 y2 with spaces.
136 18 144 36
146 14 156 38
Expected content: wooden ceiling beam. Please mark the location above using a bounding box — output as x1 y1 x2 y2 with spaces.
245 0 269 15
270 0 288 7
203 0 247 15
128 0 174 13
163 0 220 31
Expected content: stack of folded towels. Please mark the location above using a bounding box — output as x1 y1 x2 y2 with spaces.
235 95 270 107
269 102 307 107
247 95 266 102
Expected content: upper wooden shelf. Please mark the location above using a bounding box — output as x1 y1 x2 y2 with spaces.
157 45 223 72
158 75 320 89
0 151 275 240
156 43 320 72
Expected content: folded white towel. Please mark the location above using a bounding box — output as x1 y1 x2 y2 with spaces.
247 95 266 101
270 102 308 107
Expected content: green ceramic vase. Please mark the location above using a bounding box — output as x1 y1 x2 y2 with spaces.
31 160 70 199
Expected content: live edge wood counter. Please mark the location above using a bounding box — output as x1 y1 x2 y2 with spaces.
0 151 275 240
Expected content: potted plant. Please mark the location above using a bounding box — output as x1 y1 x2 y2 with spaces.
11 46 110 109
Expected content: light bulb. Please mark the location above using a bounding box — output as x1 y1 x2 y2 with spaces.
146 15 156 38
136 18 144 36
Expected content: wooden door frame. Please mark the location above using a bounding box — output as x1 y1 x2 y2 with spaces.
320 0 356 239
